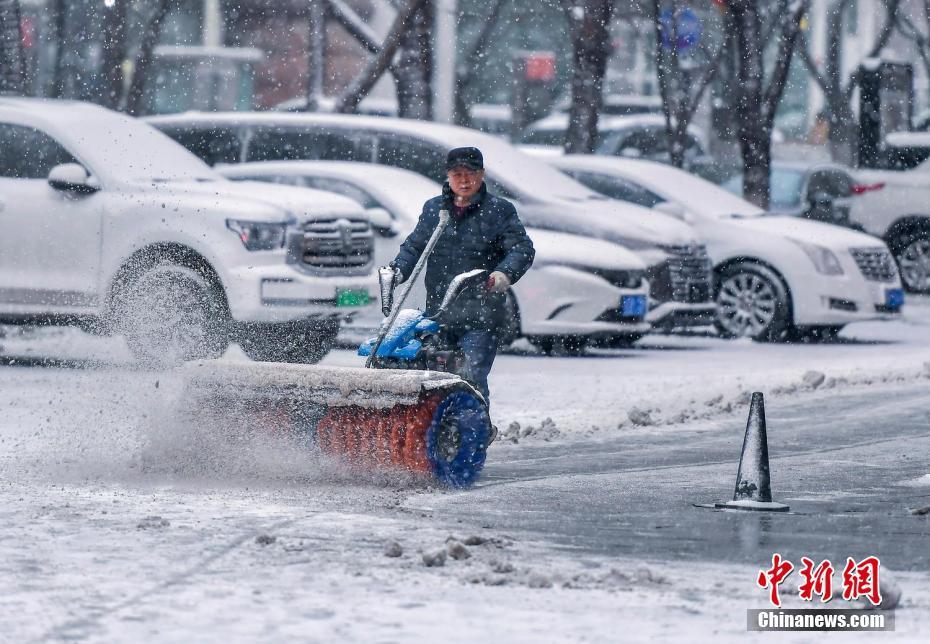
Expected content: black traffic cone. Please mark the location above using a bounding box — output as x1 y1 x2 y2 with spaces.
713 392 789 512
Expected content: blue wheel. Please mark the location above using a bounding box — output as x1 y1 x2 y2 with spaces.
426 390 491 487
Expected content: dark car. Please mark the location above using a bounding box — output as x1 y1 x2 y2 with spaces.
721 162 863 230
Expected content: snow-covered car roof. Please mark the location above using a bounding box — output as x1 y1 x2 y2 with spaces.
527 113 684 133
885 131 930 148
272 95 399 116
549 156 763 219
146 111 606 204
0 98 219 184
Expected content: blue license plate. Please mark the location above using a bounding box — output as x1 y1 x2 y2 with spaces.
885 288 904 310
621 295 647 318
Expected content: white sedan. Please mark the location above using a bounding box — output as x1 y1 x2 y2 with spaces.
545 156 904 342
219 161 653 353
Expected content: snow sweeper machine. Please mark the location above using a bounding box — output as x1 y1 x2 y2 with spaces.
179 211 494 486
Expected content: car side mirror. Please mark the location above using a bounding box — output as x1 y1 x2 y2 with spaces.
366 207 398 237
652 201 692 223
48 163 98 193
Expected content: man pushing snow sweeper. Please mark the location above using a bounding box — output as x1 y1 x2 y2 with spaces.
385 147 535 408
179 147 534 487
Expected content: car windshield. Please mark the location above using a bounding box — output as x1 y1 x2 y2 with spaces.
723 168 804 210
622 167 762 218
520 128 566 146
69 114 220 183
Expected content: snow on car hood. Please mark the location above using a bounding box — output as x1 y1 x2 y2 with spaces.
146 179 367 223
528 228 645 270
730 215 886 250
523 199 698 249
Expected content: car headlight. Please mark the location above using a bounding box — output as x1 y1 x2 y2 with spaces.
226 219 288 251
791 240 844 275
576 266 645 289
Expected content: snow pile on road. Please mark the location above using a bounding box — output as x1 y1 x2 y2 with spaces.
490 324 930 444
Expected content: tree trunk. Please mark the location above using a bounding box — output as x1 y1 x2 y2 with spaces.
125 0 172 116
99 0 128 109
563 0 614 154
454 0 507 126
653 0 688 167
728 0 769 207
49 0 66 98
727 0 806 209
306 0 326 110
394 0 433 119
0 0 26 95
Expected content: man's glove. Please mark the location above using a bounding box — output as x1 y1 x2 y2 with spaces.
486 271 511 294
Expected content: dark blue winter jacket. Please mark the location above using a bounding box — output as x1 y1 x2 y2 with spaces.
392 182 535 332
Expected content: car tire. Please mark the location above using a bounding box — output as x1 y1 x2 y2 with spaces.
496 290 521 349
891 231 930 294
714 262 791 342
790 325 844 343
239 321 338 364
535 335 588 356
596 334 645 349
116 264 229 367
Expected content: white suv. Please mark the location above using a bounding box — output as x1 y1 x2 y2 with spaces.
0 99 375 364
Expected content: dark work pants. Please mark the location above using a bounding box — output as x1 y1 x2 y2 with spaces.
455 330 497 406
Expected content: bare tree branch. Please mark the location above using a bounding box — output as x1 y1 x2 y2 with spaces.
334 0 427 114
797 32 830 94
125 0 173 115
763 0 808 119
455 0 508 124
686 39 727 117
99 0 128 108
326 0 381 54
461 0 507 75
844 0 901 101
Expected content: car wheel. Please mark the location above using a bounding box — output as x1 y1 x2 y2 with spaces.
497 290 521 349
714 263 791 342
535 336 588 356
894 232 930 293
117 264 229 367
239 322 337 364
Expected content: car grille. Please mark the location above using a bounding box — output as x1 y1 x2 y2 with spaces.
297 217 373 269
850 247 897 282
648 244 713 304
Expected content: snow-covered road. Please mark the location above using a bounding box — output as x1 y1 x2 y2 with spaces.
2 301 930 642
